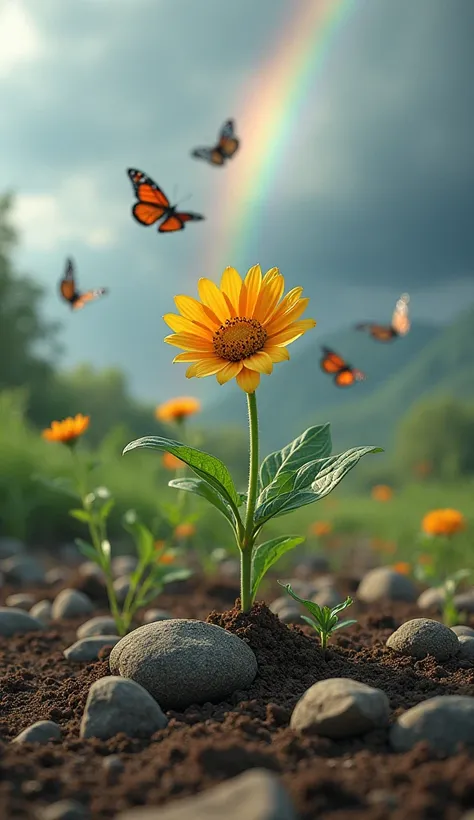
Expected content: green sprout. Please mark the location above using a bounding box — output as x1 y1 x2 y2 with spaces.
278 581 357 653
440 569 471 627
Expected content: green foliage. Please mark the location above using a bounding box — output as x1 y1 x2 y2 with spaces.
251 535 304 603
278 582 356 652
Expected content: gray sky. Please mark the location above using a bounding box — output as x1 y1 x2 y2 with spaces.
1 0 473 404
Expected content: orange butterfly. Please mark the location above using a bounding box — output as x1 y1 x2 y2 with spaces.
191 119 240 166
59 258 107 310
320 347 366 387
127 169 204 233
356 293 410 341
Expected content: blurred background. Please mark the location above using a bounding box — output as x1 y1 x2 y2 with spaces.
0 0 473 555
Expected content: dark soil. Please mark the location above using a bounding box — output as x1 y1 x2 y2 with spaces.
1 577 474 819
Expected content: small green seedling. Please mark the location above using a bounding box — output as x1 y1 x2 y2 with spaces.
440 568 471 627
278 581 357 653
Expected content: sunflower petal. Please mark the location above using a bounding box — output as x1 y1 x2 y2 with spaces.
241 265 262 316
267 318 316 347
262 267 280 285
236 367 261 393
255 274 285 324
172 351 218 363
267 287 304 324
220 267 243 314
174 295 220 329
186 357 227 378
243 350 273 374
265 297 310 336
216 361 243 384
163 313 213 337
164 332 214 352
198 278 231 324
265 345 290 363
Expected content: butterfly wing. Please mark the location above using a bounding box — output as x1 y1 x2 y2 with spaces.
159 212 205 233
191 147 225 165
391 293 410 336
356 322 395 342
127 169 170 226
335 368 366 387
320 346 347 374
72 288 108 311
60 258 78 305
217 119 239 159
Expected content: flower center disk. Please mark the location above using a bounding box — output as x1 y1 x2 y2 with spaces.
213 317 267 362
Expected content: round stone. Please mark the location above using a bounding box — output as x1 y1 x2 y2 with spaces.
64 636 120 662
357 567 417 603
12 720 61 744
109 618 258 710
0 608 43 637
451 625 474 638
386 618 460 661
76 616 118 639
0 555 45 585
30 600 53 625
142 609 172 624
52 589 94 620
80 676 168 740
390 696 474 754
5 593 35 609
457 635 474 662
417 587 445 612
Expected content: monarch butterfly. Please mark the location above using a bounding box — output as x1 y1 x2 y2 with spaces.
191 119 240 166
59 258 107 310
356 293 411 341
320 346 366 387
127 169 204 232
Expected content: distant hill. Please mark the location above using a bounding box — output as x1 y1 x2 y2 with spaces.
205 317 441 452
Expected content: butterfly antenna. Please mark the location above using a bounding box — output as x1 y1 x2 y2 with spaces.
176 193 193 207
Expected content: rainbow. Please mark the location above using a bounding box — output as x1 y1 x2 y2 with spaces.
205 0 358 275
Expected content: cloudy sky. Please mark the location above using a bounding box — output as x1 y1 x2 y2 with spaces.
1 0 473 404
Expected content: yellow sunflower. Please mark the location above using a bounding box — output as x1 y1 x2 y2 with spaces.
163 266 316 393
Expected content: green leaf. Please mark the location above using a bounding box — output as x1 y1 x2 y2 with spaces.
168 477 238 531
123 436 241 511
33 474 79 500
69 508 92 524
332 619 357 631
250 536 304 603
300 614 319 630
75 538 102 566
161 568 192 585
122 512 155 564
259 424 332 491
99 498 115 521
255 446 382 523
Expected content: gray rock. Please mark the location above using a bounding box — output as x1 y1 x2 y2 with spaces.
109 619 258 710
113 575 131 604
269 596 299 615
76 616 118 639
52 589 94 620
454 591 474 614
0 555 45 585
294 555 330 576
417 587 445 612
111 555 138 578
386 618 459 661
275 607 303 625
290 677 390 739
390 696 474 754
114 768 296 820
30 600 53 625
36 799 89 820
142 609 173 624
102 754 124 775
451 625 474 638
0 537 24 559
78 560 103 580
80 676 168 740
457 635 474 662
5 593 35 609
45 566 72 586
0 607 43 636
311 586 340 608
12 720 61 744
64 636 120 662
218 558 240 579
357 567 417 603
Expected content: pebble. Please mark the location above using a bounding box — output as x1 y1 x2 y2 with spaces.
269 596 299 615
109 618 258 710
36 799 89 820
5 593 35 609
311 586 340 608
64 636 120 662
451 625 474 638
113 575 131 604
80 676 168 740
0 536 24 559
111 555 138 578
0 555 45 585
114 768 297 819
290 677 390 739
78 561 103 580
218 558 240 579
76 616 118 638
52 589 94 619
0 607 43 637
386 618 460 661
357 567 417 603
454 591 474 614
275 607 303 625
142 609 172 624
30 600 53 625
45 567 72 586
390 695 474 754
417 587 445 611
12 720 61 744
294 555 330 575
102 755 125 775
457 635 474 662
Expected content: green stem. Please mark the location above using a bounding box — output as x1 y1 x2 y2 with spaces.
240 391 260 612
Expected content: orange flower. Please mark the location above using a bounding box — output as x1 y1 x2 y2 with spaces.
310 521 333 537
158 552 176 565
163 266 316 393
174 522 196 539
422 508 467 537
392 561 411 575
418 553 434 566
162 452 184 471
42 414 90 445
371 484 394 502
156 397 201 423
